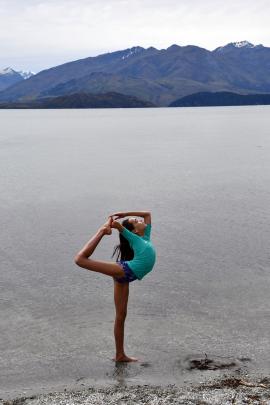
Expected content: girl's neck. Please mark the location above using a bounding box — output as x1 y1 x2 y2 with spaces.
134 230 145 237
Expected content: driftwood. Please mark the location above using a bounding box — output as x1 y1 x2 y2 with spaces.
238 379 268 388
188 353 237 371
202 377 270 390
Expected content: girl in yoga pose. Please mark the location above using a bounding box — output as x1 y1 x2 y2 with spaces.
74 211 156 362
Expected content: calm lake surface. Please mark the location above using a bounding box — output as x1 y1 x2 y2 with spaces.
1 107 270 398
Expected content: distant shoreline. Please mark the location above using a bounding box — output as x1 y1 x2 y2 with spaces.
1 91 270 109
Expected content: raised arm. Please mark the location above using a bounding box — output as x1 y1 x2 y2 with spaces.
111 211 151 225
111 220 124 233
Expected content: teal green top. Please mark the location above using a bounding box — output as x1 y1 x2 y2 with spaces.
120 224 156 280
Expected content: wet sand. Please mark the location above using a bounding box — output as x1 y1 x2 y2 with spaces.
1 354 270 403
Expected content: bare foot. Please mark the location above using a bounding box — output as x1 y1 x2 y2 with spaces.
102 217 112 235
112 355 138 362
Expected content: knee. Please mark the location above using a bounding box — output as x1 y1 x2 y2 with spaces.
115 311 127 323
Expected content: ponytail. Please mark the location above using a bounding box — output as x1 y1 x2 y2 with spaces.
111 219 134 261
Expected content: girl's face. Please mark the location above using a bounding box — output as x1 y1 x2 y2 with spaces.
128 217 147 234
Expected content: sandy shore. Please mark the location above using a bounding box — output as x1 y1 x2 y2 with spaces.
1 377 270 405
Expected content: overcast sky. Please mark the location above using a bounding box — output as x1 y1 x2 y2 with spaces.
0 0 269 72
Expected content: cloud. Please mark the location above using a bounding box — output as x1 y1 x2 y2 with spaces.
0 0 269 71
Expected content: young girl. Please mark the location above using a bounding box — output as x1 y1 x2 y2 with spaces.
74 211 156 362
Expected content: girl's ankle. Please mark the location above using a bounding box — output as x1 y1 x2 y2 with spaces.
115 352 125 358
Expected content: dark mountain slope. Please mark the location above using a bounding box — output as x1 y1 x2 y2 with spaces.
40 71 218 106
213 46 270 91
169 91 270 107
0 91 154 109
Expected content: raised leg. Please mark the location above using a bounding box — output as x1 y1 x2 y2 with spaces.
74 219 125 278
113 280 138 362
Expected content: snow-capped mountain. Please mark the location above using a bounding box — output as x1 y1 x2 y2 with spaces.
0 67 35 91
120 46 144 60
0 67 35 79
18 70 35 80
231 41 258 48
0 67 17 75
214 40 264 52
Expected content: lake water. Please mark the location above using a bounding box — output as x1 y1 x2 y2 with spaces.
1 107 270 398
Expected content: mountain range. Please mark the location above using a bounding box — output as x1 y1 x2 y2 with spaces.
0 67 34 91
0 41 270 107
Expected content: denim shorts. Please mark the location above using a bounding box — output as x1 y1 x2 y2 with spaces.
114 260 138 283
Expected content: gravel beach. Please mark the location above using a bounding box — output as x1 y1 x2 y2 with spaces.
1 377 270 405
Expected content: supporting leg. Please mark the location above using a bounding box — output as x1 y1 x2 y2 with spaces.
113 280 138 362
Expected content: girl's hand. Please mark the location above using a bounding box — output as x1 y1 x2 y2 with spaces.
110 220 119 229
110 212 127 220
110 219 123 231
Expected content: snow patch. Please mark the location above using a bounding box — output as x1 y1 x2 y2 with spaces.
215 41 263 52
18 70 35 79
0 67 35 79
121 47 143 60
232 41 256 48
0 67 16 75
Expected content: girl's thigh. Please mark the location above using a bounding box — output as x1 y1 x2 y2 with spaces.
77 257 125 278
114 281 129 314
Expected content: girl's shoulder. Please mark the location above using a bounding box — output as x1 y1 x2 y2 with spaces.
143 224 152 240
